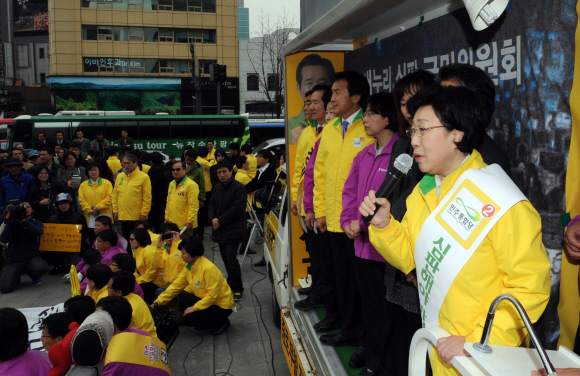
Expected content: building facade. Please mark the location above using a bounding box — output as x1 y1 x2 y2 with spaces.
237 0 248 40
48 0 239 114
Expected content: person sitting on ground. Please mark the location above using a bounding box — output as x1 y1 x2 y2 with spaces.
76 248 102 291
234 156 251 186
130 227 164 304
40 313 74 352
110 253 145 299
154 223 185 296
74 228 125 292
69 310 114 373
0 308 52 375
0 201 47 293
86 263 113 303
106 272 158 338
64 295 96 325
97 297 169 376
48 193 89 275
154 237 234 335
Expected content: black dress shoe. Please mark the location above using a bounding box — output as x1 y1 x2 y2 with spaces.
297 287 311 295
209 319 230 335
294 297 324 311
254 260 266 267
313 317 341 333
319 332 358 347
349 346 366 369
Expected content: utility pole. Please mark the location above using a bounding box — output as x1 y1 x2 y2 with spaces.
210 64 227 114
190 43 201 115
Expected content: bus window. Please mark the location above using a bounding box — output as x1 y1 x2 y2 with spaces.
139 121 170 140
170 120 202 138
72 121 104 141
202 119 235 138
35 122 71 147
11 120 34 149
106 121 138 141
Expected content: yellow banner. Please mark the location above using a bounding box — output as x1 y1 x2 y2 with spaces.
285 52 344 145
558 0 580 350
40 224 82 253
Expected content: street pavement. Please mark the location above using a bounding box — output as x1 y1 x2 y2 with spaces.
0 227 290 376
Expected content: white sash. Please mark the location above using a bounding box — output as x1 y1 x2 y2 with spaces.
415 164 528 328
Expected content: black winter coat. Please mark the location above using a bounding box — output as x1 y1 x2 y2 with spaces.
208 177 246 244
28 181 70 223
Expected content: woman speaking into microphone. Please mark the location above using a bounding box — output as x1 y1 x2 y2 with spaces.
359 85 550 376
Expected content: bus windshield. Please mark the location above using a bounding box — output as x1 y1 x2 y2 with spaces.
10 115 250 155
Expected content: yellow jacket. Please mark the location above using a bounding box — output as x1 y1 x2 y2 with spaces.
87 285 108 304
124 293 158 338
112 169 152 220
133 245 165 287
107 156 122 174
196 156 215 192
313 110 374 232
78 178 114 224
368 151 550 376
156 240 185 287
164 177 199 228
292 119 321 216
235 170 252 186
246 154 257 179
154 256 234 311
138 164 150 174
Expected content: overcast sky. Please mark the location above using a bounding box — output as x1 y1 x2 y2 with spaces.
244 0 301 37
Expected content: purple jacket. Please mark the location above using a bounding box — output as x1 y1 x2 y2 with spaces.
341 133 399 261
303 139 321 214
0 350 51 376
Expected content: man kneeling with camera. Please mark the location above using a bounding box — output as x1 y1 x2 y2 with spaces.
0 200 47 293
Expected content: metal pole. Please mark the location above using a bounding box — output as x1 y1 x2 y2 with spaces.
196 64 202 115
217 80 221 114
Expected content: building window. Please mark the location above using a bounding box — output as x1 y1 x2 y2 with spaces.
202 0 215 12
98 26 114 40
129 27 144 41
175 29 188 43
39 48 45 59
40 73 46 84
267 74 278 91
144 27 159 42
203 29 216 44
188 0 201 11
159 28 173 42
158 0 172 10
114 26 129 41
128 0 143 9
189 29 202 43
247 74 259 91
173 0 187 11
83 25 98 40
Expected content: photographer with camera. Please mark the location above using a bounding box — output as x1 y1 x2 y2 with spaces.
0 158 35 208
0 201 47 293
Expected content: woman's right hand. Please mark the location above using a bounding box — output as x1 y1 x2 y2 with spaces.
156 234 164 249
40 198 50 205
359 190 392 229
67 180 72 188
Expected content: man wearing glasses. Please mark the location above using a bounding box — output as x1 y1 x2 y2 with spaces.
0 157 35 207
165 161 200 239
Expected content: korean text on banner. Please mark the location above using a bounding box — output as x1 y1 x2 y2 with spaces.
40 224 83 253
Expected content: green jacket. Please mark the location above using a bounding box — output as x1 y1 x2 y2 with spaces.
186 164 206 202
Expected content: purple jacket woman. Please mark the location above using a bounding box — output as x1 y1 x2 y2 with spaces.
341 132 399 261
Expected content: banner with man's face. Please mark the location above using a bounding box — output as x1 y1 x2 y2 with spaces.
285 52 344 145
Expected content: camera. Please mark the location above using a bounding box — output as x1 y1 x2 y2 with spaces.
0 200 28 224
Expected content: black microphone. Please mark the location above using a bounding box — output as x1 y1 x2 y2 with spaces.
361 153 414 223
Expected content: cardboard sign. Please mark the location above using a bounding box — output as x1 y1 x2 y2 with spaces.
40 224 82 253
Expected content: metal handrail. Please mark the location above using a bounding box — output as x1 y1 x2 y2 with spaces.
472 294 557 376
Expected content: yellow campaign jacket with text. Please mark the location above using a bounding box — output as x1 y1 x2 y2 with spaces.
292 119 322 216
196 156 215 192
124 292 158 338
112 169 152 220
156 240 186 287
107 156 122 174
154 256 234 311
313 110 374 232
78 178 114 224
133 245 165 287
165 177 199 228
368 151 551 376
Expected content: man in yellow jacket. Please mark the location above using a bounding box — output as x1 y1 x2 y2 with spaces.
106 146 123 174
154 237 234 335
112 153 152 241
106 271 158 338
239 144 257 179
154 223 185 288
313 71 374 350
164 161 199 238
196 146 215 240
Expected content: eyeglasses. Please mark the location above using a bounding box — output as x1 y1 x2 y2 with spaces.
172 168 182 171
406 126 446 138
363 111 378 117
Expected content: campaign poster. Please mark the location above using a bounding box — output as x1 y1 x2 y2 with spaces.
285 52 344 145
13 0 49 36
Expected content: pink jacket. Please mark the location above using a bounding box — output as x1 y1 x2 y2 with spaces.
341 134 399 261
303 139 321 214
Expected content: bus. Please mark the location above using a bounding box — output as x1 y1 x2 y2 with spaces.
9 114 250 156
0 118 14 150
247 118 285 146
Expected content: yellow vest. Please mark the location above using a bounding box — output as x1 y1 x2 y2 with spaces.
313 110 374 232
165 177 199 228
104 331 169 373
